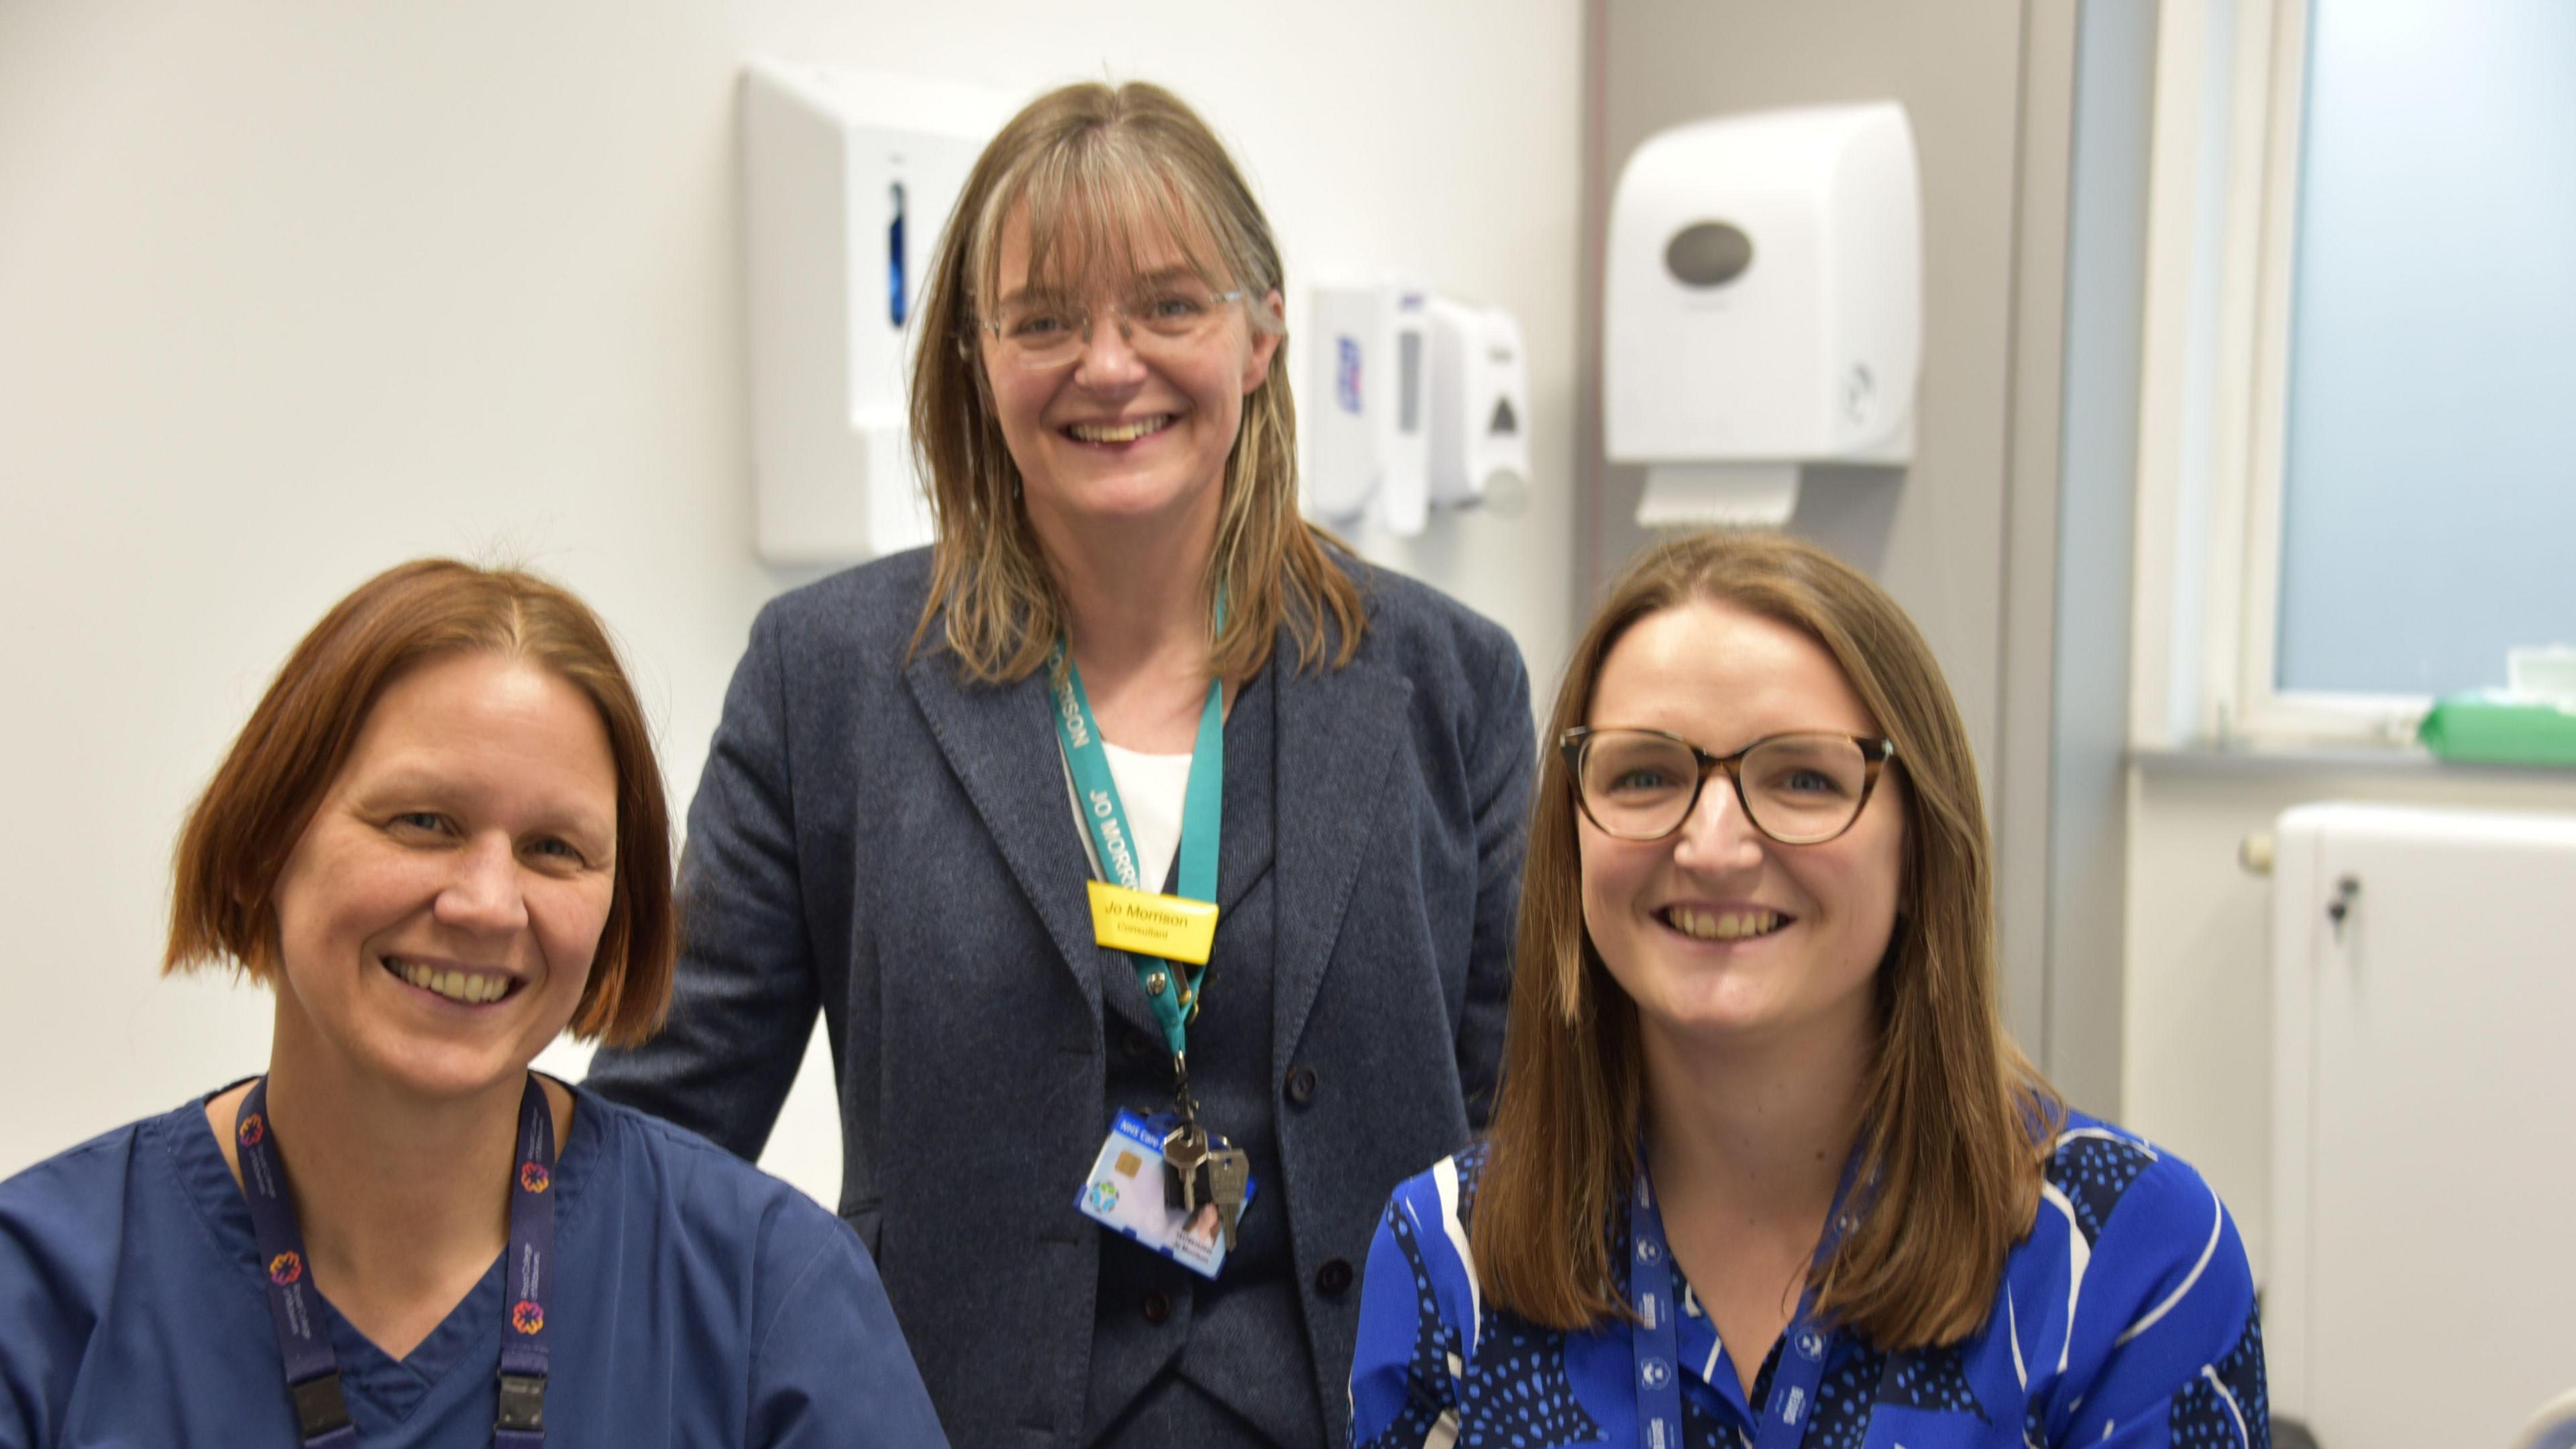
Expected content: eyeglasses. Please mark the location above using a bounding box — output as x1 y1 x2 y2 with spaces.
1558 727 1897 846
977 282 1250 370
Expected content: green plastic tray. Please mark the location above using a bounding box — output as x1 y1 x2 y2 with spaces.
2418 694 2576 767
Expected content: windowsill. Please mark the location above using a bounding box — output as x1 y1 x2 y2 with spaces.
2130 741 2576 780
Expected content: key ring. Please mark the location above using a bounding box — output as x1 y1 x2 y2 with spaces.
1170 1054 1200 1126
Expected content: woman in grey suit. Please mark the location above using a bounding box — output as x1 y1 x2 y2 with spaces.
588 80 1532 1449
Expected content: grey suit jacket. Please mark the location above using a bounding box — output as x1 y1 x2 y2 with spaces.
588 549 1533 1448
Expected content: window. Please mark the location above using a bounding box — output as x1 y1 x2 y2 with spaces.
2131 0 2576 745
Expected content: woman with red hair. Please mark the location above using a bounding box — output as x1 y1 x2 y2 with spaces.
0 559 943 1448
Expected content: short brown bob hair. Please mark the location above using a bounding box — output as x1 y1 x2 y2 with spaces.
908 78 1366 684
165 559 676 1048
1472 530 2062 1350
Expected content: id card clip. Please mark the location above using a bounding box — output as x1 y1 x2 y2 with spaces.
1075 1109 1256 1280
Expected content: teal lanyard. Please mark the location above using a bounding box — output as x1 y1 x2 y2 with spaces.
1047 637 1225 1063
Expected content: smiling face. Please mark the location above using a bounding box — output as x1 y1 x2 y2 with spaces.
266 650 618 1104
1578 598 1907 1059
978 205 1282 548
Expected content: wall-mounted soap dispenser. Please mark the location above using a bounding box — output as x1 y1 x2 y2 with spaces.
741 61 1009 564
1605 102 1921 528
1425 297 1530 511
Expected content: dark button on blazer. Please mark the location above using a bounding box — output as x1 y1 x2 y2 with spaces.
588 549 1534 1448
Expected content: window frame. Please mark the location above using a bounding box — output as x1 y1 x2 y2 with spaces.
2130 0 2433 751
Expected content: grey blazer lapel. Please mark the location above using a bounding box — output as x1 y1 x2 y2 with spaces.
903 651 1105 1024
1271 648 1414 1070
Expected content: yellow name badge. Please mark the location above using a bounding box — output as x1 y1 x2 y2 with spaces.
1086 880 1220 965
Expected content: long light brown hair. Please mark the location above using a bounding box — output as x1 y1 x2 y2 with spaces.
165 559 677 1047
1472 530 2061 1350
908 80 1365 682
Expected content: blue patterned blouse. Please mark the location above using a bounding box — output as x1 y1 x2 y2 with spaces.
1349 1114 2267 1448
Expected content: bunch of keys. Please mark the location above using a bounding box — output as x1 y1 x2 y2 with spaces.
1162 1118 1250 1250
1160 1055 1248 1250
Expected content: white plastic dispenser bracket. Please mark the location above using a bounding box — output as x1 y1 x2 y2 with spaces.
741 61 1010 564
1605 102 1921 529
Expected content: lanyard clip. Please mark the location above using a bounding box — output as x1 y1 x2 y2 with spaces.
290 1371 352 1441
1171 1053 1200 1125
496 1371 547 1432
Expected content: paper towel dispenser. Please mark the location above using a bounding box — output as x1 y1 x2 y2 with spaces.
1605 102 1921 527
741 61 1009 564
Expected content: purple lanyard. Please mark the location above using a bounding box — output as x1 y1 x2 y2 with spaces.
1627 1156 1849 1449
233 1075 557 1447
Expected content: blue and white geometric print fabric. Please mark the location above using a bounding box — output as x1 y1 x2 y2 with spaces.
1349 1114 2269 1449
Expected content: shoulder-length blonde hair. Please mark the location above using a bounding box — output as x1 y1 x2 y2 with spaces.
1472 530 2062 1350
908 79 1364 682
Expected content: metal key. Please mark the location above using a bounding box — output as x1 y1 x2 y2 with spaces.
1163 1122 1211 1214
1204 1146 1250 1250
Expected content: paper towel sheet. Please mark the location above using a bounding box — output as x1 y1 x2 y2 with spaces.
1636 464 1799 528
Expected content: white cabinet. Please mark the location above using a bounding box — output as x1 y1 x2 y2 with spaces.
2269 803 2576 1446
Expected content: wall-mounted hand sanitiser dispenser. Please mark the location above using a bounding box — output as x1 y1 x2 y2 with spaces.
1307 283 1431 534
741 61 1007 564
1307 285 1527 537
1606 102 1921 528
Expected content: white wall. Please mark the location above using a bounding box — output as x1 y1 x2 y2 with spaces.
0 0 1582 1198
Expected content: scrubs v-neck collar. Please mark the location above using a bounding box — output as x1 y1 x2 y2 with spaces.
165 1078 603 1430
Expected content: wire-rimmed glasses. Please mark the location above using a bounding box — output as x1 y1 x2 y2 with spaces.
978 280 1250 370
1559 728 1897 845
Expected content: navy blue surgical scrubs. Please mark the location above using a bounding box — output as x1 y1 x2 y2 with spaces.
0 1083 949 1448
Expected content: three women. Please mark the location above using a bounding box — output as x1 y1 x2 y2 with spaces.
0 74 2261 1449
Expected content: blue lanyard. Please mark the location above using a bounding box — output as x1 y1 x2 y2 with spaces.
1628 1157 1848 1449
233 1075 557 1446
1047 636 1225 1063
